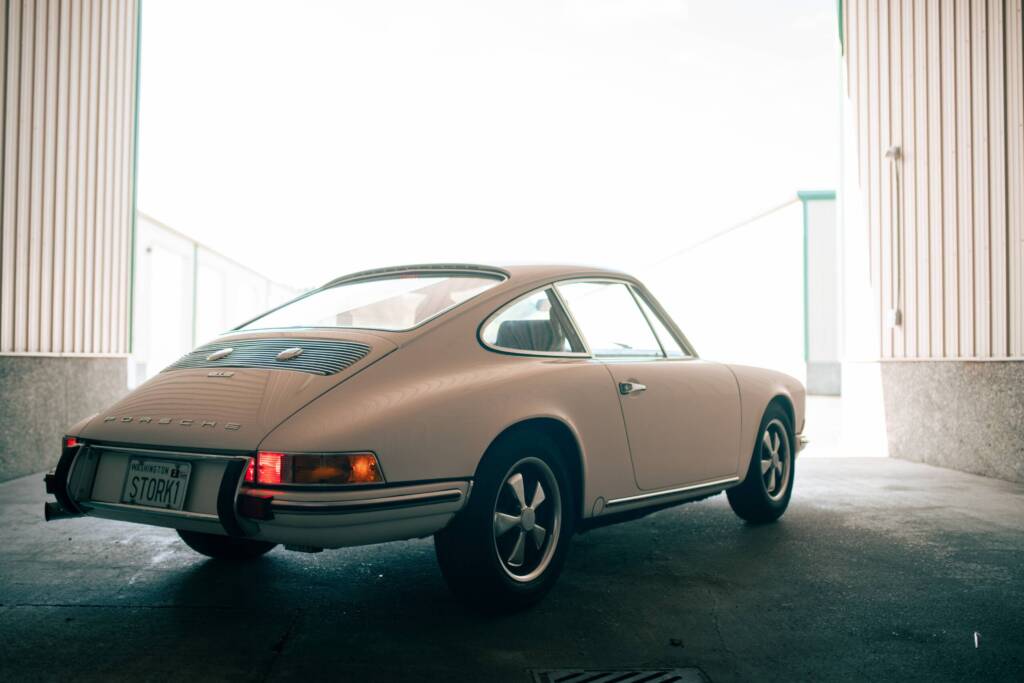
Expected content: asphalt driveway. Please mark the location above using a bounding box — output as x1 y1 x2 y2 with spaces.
1 457 1021 682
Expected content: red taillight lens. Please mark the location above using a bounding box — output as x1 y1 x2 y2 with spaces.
63 436 79 449
244 457 256 483
257 451 284 485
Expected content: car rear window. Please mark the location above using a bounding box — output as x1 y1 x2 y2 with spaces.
239 273 503 332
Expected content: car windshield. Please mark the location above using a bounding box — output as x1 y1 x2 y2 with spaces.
239 273 503 332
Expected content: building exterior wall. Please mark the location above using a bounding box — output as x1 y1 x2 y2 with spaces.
1 0 139 355
0 355 125 479
0 0 139 481
642 199 807 384
880 360 1024 482
842 0 1024 359
841 0 1024 482
803 192 842 395
130 212 301 385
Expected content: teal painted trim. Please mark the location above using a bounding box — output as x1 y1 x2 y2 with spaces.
797 190 836 202
837 0 844 55
799 189 837 362
128 0 143 354
802 199 810 363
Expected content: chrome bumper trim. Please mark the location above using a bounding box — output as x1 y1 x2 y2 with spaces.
82 446 249 536
270 488 464 515
606 476 740 507
86 500 221 523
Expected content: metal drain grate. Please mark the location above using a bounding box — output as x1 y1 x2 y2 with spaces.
531 669 709 683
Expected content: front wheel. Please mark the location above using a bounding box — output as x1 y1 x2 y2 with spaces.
177 529 277 561
727 403 795 524
434 431 575 613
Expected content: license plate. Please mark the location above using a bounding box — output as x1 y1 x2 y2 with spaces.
120 458 192 510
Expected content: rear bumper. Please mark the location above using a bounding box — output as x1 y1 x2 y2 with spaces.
235 481 470 548
44 443 469 549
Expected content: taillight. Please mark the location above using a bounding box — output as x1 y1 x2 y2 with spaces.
245 451 383 485
63 436 80 449
257 452 284 485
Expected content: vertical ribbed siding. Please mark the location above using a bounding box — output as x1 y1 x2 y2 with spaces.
1010 0 1024 355
844 0 1024 359
0 0 139 354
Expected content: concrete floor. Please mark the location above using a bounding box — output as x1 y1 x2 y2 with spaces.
1 457 1022 682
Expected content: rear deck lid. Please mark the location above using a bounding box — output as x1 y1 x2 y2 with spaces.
80 330 396 451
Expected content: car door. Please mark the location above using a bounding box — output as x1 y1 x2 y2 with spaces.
556 280 741 491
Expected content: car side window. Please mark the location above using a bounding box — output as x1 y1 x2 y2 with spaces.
633 290 687 358
556 282 663 358
481 289 585 354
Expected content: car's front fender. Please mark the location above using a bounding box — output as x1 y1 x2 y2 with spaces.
725 364 807 481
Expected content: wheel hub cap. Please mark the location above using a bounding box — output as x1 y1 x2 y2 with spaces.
759 418 791 501
491 457 563 583
520 508 536 531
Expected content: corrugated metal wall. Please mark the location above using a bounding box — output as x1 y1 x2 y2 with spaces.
843 0 1024 359
0 0 139 355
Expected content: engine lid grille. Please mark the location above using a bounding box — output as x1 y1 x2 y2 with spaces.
164 338 371 376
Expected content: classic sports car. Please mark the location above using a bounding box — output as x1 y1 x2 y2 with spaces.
45 264 805 611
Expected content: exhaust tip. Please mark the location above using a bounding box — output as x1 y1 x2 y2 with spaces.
44 501 75 522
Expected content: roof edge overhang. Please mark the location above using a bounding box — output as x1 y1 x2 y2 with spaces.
320 263 510 289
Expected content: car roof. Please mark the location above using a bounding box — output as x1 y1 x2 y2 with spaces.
320 263 637 290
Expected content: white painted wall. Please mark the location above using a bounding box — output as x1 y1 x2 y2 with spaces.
639 201 806 383
130 213 301 384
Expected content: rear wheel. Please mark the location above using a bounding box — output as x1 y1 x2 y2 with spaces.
434 431 575 613
177 529 277 561
727 403 794 524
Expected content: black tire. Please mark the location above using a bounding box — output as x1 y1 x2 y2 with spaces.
177 529 277 561
727 402 795 524
434 430 575 613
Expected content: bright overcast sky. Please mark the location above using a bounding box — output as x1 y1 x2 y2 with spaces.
138 0 840 290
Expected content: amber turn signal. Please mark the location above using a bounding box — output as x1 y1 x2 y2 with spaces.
246 451 383 485
291 452 382 485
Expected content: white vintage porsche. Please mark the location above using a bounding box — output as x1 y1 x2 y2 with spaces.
46 264 805 611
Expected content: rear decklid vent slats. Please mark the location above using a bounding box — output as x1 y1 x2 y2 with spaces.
164 338 371 376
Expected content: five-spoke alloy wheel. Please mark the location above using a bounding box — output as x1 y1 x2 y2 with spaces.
492 458 562 583
759 418 791 501
435 431 574 613
727 403 795 523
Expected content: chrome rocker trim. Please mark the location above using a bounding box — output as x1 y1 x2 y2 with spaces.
606 476 740 507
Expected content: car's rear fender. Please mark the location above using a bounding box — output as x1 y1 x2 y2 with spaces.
259 341 637 517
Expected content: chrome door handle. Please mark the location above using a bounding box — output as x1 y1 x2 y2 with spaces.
618 381 647 395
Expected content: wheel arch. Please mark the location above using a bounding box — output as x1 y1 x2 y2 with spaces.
768 394 796 436
479 417 586 523
735 391 798 485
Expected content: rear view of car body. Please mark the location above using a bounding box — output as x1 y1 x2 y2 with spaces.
43 264 805 556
